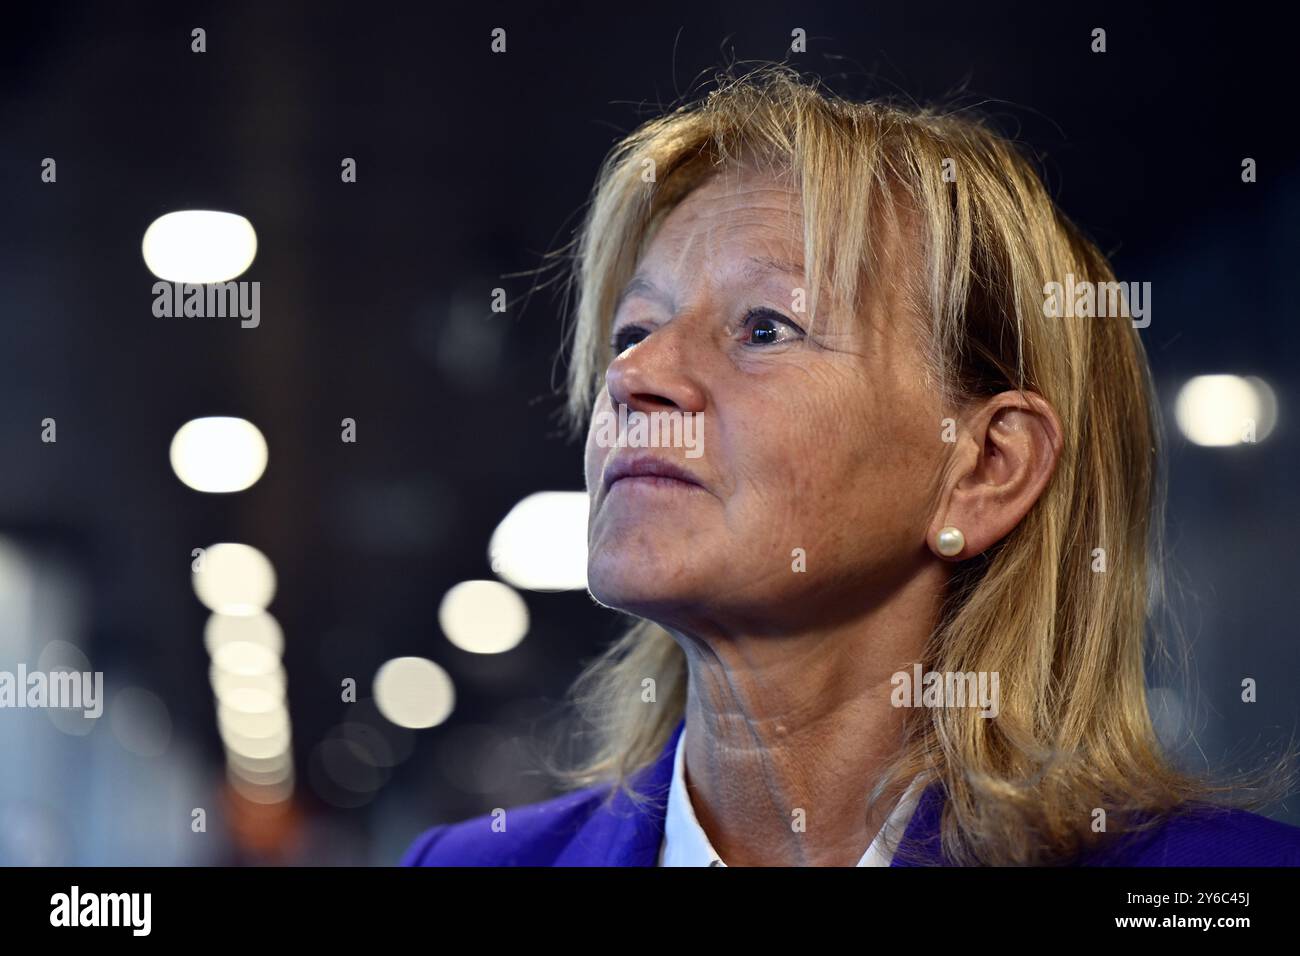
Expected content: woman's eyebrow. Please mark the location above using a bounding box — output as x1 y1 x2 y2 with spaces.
613 274 674 314
743 255 806 281
613 256 805 314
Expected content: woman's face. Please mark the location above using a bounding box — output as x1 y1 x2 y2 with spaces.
583 167 948 635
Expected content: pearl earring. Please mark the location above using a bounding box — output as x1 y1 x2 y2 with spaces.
936 526 965 557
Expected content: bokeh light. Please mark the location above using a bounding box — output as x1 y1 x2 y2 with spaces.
1174 374 1277 447
205 612 284 657
192 543 276 615
438 580 529 654
489 491 589 591
142 210 257 283
170 417 268 493
373 657 455 729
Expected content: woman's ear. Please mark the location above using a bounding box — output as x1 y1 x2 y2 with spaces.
927 391 1064 560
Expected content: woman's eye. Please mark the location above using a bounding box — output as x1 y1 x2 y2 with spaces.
742 308 803 346
610 325 649 354
610 310 803 354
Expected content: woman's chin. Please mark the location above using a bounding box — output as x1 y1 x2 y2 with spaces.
585 557 706 619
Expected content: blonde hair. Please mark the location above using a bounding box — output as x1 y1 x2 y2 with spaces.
544 64 1291 865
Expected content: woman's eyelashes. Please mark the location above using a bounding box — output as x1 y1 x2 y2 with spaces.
609 307 805 355
610 323 650 355
739 307 805 346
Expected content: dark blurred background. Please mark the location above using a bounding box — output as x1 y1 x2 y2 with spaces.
0 1 1295 864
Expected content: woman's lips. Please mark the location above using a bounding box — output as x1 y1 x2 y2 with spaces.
602 453 706 495
607 474 702 494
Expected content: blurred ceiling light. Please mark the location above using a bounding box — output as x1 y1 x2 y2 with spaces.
205 612 284 657
373 656 455 729
488 491 589 591
438 579 529 654
219 703 290 740
221 722 292 761
226 770 295 805
192 542 276 615
212 640 280 678
142 210 257 283
224 717 296 801
210 668 286 707
170 417 268 493
1174 374 1277 447
227 761 294 787
225 747 293 777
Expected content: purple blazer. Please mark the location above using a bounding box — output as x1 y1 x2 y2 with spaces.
402 718 1300 866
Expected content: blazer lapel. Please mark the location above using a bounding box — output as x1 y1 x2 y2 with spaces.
889 780 949 866
552 717 685 866
552 716 950 866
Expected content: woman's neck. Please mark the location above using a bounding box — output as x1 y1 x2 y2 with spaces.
670 564 945 866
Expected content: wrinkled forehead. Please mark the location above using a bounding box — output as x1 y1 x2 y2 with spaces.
634 162 921 323
635 169 805 284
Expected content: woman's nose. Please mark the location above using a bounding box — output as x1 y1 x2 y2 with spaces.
604 323 707 415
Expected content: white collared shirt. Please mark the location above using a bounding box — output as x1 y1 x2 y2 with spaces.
658 724 925 866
